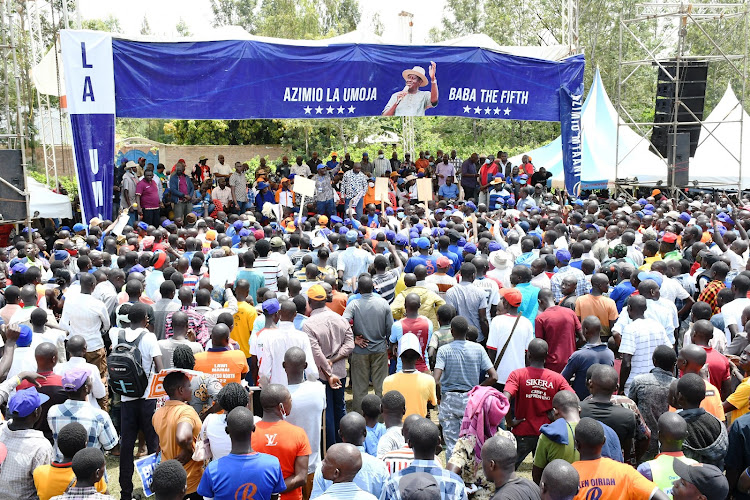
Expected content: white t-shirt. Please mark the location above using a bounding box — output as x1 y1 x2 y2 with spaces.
54 357 107 408
201 413 232 461
108 327 161 401
659 276 690 304
486 313 534 384
258 324 319 386
619 318 670 393
474 277 501 321
722 297 750 340
287 381 327 473
213 162 232 176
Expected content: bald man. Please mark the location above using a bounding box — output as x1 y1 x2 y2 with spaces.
482 434 540 499
316 443 374 500
540 460 579 500
674 344 725 421
636 412 696 497
252 384 311 500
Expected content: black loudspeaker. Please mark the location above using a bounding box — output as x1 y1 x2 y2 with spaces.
650 61 708 158
0 149 27 221
667 133 690 187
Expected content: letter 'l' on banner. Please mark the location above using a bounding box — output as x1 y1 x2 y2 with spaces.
60 30 115 222
560 84 584 197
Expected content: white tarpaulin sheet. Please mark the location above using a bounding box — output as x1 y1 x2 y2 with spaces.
27 176 73 219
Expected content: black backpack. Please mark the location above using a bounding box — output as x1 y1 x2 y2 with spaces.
108 329 150 397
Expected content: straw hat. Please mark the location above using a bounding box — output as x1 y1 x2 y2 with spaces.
402 66 429 87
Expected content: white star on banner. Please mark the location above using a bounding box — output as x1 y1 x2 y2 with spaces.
463 105 471 113
484 107 491 115
348 105 356 113
493 107 501 115
504 108 511 116
337 106 345 114
474 106 481 114
303 106 312 114
315 106 323 114
326 106 334 114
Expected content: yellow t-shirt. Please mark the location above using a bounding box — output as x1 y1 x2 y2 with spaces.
232 301 258 357
727 376 750 425
573 457 658 500
33 463 107 500
382 371 437 418
152 401 204 494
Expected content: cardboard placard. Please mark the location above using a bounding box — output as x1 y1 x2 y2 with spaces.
417 178 433 202
208 255 240 288
135 452 159 496
293 176 316 197
374 177 389 202
146 369 205 399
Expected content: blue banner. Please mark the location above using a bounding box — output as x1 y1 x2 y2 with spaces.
134 452 160 497
560 84 584 195
69 113 115 221
112 40 584 122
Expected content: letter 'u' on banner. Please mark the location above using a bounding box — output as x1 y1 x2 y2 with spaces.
60 30 116 222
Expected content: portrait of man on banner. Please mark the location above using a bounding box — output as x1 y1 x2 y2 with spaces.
382 61 439 116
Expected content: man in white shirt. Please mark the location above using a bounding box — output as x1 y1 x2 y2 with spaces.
92 268 126 318
284 346 327 496
53 335 107 409
213 154 232 179
59 274 111 409
108 303 164 500
259 301 318 386
721 274 750 342
486 288 534 384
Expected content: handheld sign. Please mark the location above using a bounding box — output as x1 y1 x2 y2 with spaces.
417 178 433 202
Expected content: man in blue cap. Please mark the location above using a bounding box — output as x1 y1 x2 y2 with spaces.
0 386 53 499
254 180 275 214
404 237 439 276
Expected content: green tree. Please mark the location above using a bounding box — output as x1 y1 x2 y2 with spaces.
140 15 151 36
82 15 122 33
372 12 384 37
175 17 191 37
210 0 258 31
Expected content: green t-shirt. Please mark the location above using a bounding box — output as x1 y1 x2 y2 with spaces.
533 421 579 469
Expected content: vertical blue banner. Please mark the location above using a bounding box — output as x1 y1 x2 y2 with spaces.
560 84 584 196
61 31 116 222
70 114 115 219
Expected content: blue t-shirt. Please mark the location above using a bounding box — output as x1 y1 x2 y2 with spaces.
561 344 615 400
438 184 460 200
364 422 386 456
197 452 286 500
609 280 636 313
404 254 439 275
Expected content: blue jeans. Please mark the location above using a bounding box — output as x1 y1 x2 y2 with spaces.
236 200 250 214
323 377 346 449
345 197 364 219
317 199 335 217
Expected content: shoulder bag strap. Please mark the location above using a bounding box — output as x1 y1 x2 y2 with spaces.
493 314 522 371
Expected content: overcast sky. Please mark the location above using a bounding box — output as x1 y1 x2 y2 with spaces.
77 0 447 43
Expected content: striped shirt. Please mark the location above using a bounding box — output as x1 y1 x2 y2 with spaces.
619 318 670 392
253 257 283 292
381 459 467 500
434 340 493 392
315 482 377 500
47 399 119 462
382 446 414 475
372 269 400 304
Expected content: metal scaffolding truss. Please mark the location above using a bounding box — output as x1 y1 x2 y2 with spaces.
26 0 62 191
615 2 748 196
0 0 30 227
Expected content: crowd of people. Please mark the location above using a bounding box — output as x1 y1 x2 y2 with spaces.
0 148 748 500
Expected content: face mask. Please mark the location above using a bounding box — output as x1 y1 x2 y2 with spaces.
398 213 405 219
379 154 384 159
369 182 375 188
485 159 491 165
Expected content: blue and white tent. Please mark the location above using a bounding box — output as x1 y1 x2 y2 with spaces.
511 69 667 190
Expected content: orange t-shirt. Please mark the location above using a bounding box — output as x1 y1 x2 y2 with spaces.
252 420 312 500
575 294 619 336
152 401 203 494
193 349 249 386
326 291 348 316
573 457 658 500
669 380 725 421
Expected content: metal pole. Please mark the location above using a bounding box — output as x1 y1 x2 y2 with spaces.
739 5 747 195
616 13 623 195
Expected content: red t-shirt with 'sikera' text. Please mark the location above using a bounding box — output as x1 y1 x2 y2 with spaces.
504 366 573 436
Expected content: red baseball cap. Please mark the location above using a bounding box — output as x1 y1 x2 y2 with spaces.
436 257 451 268
499 288 523 307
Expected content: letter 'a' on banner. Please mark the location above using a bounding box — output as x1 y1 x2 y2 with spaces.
61 31 116 223
560 84 584 196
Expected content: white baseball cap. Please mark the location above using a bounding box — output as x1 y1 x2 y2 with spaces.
398 332 423 358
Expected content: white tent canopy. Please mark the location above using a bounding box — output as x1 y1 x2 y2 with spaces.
510 69 668 190
27 176 73 219
690 84 750 189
